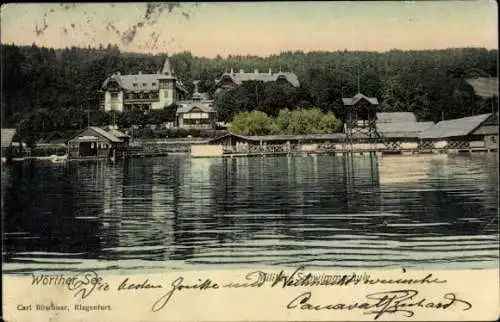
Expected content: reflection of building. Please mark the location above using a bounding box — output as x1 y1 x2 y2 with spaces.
176 81 216 129
377 154 438 184
101 56 189 113
214 68 300 97
419 113 498 151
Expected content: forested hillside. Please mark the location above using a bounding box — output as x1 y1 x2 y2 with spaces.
1 43 497 141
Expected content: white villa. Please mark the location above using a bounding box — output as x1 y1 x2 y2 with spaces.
101 57 189 113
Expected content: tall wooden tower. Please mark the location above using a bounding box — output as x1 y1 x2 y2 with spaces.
342 93 380 144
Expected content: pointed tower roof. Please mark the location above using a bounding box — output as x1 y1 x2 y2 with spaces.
161 56 173 76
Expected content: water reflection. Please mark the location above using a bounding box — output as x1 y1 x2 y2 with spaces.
2 153 498 273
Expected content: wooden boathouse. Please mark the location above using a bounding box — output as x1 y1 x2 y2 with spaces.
376 112 435 153
419 113 498 152
190 111 497 157
67 126 129 160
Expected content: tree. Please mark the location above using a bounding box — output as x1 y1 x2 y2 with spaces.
229 108 342 136
228 111 274 135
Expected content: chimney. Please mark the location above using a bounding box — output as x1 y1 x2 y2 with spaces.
138 71 142 75
254 69 258 74
239 69 244 73
230 68 233 74
116 71 121 76
269 68 272 75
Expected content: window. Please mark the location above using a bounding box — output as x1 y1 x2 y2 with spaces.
133 83 138 87
142 83 146 87
152 82 157 86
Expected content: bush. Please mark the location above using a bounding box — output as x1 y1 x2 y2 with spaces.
229 108 342 135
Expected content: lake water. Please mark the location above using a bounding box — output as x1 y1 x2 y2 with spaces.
2 154 498 274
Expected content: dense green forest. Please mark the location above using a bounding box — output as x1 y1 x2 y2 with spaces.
1 43 497 142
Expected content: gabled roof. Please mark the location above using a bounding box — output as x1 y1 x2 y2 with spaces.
1 128 16 148
102 73 188 93
376 112 417 123
101 57 188 94
342 93 379 106
466 77 498 98
176 100 215 114
215 70 300 87
68 126 123 143
161 56 174 76
419 113 493 139
377 121 435 138
88 127 122 142
107 128 130 138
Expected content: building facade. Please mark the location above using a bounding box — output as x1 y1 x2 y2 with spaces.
101 57 189 113
419 113 498 151
214 68 300 97
67 126 129 160
176 81 216 129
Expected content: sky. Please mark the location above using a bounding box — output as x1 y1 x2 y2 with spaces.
0 1 498 58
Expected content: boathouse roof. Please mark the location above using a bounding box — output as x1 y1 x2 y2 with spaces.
210 133 346 143
376 112 417 123
68 126 123 143
465 77 498 98
247 133 346 141
342 93 379 106
377 121 435 138
1 128 16 148
419 113 493 139
107 128 130 139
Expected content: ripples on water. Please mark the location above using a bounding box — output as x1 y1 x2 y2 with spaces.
2 153 498 273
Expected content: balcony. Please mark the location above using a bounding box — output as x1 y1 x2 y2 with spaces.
124 97 159 103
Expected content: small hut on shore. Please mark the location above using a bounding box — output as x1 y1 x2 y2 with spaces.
67 126 129 160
